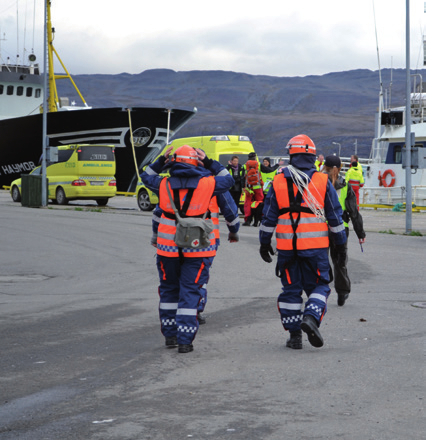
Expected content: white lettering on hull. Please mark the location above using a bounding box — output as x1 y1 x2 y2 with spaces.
1 161 36 175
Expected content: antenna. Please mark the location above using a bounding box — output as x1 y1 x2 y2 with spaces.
424 2 426 65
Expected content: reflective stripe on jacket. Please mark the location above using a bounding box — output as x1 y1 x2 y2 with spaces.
157 176 216 257
273 172 329 251
209 196 220 247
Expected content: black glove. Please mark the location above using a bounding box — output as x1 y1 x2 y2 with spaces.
151 233 158 248
260 243 274 263
228 232 239 243
202 156 214 169
335 243 347 265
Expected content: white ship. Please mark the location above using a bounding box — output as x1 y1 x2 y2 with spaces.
359 74 426 207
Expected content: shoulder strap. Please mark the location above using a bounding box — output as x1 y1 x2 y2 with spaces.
166 181 208 219
278 177 313 216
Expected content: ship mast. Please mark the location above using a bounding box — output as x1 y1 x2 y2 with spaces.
46 0 89 112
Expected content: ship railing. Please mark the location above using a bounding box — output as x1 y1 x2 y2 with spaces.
0 63 40 75
361 185 426 206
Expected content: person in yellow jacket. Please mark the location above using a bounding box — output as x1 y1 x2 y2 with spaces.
314 154 325 171
345 159 364 209
260 157 279 196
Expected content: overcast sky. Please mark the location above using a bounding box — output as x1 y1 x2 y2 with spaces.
1 0 426 77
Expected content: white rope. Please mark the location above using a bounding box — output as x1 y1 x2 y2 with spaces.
287 165 326 221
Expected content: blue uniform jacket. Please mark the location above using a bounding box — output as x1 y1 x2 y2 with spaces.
259 165 347 255
148 158 239 244
142 155 233 195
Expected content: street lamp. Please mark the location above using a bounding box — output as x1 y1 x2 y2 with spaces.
332 142 341 157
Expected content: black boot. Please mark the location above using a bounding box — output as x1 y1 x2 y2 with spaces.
242 216 252 226
165 336 178 348
286 330 302 349
337 293 349 306
198 312 206 325
301 315 324 348
178 344 194 353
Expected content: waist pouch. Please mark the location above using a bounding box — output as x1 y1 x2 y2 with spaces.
166 182 214 249
174 216 214 249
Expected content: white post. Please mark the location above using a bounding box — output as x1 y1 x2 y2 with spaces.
405 0 412 233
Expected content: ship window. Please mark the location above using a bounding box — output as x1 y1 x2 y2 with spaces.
0 85 3 94
26 87 33 97
17 86 24 96
35 88 41 98
7 85 14 95
394 146 402 163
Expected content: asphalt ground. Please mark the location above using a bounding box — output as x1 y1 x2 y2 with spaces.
0 190 425 440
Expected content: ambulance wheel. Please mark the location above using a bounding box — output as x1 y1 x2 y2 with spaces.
96 198 109 206
138 189 154 211
56 187 68 205
11 185 21 202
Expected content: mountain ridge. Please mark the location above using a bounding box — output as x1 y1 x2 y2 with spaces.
56 68 425 158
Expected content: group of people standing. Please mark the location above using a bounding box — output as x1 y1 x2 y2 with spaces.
141 135 366 354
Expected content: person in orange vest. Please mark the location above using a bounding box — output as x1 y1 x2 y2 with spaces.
142 145 234 353
259 134 347 349
151 192 240 324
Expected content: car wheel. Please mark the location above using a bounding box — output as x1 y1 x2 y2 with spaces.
11 185 21 202
96 198 109 206
138 189 154 211
56 187 68 205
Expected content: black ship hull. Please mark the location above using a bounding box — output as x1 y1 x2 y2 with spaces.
0 107 195 192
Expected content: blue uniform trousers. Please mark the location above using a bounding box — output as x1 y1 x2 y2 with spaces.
197 256 214 313
276 249 331 332
156 255 212 345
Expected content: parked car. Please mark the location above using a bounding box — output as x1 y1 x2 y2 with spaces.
10 144 117 205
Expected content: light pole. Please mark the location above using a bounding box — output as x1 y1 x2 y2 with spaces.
332 142 341 157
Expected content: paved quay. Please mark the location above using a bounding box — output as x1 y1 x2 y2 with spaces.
0 189 424 440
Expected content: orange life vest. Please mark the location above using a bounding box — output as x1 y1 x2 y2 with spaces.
157 177 216 257
273 172 329 251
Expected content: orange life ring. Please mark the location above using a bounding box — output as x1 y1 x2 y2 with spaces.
381 169 396 187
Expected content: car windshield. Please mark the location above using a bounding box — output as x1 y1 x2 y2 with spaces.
30 167 42 175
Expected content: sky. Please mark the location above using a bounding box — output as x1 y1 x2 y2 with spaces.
1 0 426 77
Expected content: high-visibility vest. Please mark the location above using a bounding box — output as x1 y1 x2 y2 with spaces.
345 166 364 188
274 172 329 251
336 184 349 228
260 169 276 194
314 160 324 171
157 177 216 257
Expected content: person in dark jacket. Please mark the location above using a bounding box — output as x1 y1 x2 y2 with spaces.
226 155 244 209
323 155 366 306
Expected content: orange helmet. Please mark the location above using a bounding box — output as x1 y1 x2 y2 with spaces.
173 145 198 166
286 134 316 155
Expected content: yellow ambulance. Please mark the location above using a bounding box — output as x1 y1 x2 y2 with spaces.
136 135 255 211
10 144 117 206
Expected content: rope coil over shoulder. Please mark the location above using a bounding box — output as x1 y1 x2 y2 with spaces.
275 176 332 284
